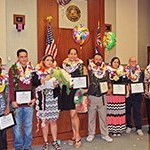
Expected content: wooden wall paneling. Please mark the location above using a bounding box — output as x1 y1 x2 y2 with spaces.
8 0 148 149
37 0 105 66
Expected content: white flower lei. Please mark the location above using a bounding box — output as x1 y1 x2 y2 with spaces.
62 58 83 73
145 64 150 82
88 59 107 79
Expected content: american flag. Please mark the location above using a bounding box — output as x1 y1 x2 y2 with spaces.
45 24 58 59
95 26 103 54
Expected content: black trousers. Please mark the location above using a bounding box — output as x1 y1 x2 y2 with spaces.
0 129 7 150
126 94 142 129
146 98 150 128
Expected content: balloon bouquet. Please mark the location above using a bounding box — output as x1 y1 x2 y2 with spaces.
103 32 116 51
72 24 90 50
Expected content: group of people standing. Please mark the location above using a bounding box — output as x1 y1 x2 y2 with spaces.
0 48 150 150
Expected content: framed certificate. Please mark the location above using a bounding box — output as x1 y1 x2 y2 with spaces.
72 75 88 89
113 84 126 95
15 90 32 104
131 83 144 94
99 81 108 94
0 112 16 130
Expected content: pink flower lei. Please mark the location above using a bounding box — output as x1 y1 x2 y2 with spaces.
88 59 107 79
62 58 83 73
125 64 141 82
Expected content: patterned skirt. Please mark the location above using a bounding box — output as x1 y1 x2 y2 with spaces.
107 95 126 134
35 88 60 129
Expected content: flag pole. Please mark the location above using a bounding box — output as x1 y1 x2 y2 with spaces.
98 20 100 28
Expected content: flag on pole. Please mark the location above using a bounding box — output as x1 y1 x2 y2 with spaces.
95 25 103 54
45 24 58 59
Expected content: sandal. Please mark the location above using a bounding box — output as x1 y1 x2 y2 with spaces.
43 142 49 150
68 138 75 145
74 139 82 149
52 141 61 150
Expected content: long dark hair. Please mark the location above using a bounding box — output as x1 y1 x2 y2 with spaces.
42 54 54 62
68 48 78 54
110 57 120 66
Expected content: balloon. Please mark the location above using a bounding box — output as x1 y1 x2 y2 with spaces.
57 0 71 6
73 24 90 46
103 32 116 51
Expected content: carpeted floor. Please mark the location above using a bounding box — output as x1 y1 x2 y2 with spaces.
33 126 149 150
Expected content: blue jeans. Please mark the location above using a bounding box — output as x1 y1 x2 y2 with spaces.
13 107 33 150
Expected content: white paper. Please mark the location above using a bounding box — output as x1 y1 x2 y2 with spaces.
16 91 31 104
43 77 56 89
0 113 15 130
131 83 144 94
72 76 87 89
113 84 126 95
99 82 108 94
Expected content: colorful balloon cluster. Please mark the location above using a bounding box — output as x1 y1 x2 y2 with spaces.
103 32 116 51
73 24 90 46
57 0 71 6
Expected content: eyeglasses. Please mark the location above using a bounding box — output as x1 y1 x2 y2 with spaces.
130 61 136 62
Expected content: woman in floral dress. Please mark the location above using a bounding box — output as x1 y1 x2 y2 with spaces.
107 57 127 136
35 55 61 150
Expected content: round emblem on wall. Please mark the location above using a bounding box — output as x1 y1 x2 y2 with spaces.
66 5 81 22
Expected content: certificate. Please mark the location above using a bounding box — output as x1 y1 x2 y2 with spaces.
0 112 16 130
113 84 126 95
15 90 32 104
99 81 108 94
72 75 88 89
44 77 56 89
131 83 144 94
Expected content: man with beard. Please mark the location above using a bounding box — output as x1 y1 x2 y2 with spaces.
86 53 113 143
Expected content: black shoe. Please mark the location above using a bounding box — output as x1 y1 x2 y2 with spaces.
52 141 61 150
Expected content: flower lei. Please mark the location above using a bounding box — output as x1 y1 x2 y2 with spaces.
35 62 56 77
74 89 86 104
0 67 8 93
11 61 34 89
125 64 141 82
146 65 150 74
144 64 150 82
62 58 83 74
107 65 124 81
88 59 107 79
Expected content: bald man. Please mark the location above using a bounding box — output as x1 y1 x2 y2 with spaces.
125 57 144 136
